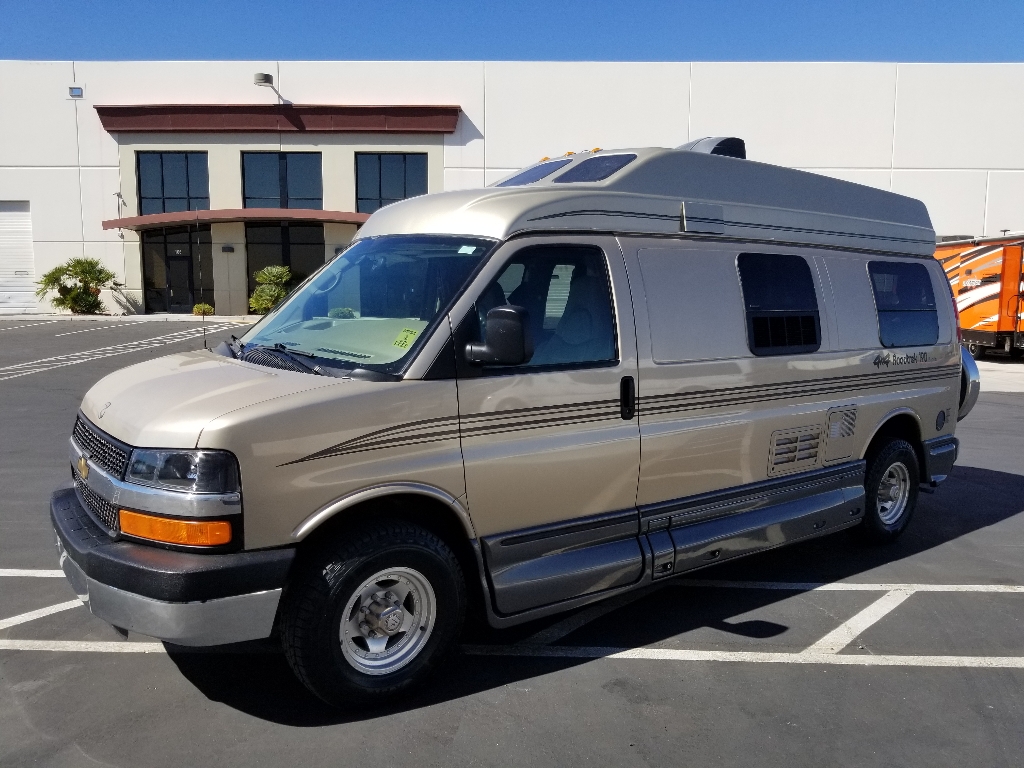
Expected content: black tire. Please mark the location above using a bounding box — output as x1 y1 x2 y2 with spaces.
967 342 984 359
859 439 920 544
281 520 466 708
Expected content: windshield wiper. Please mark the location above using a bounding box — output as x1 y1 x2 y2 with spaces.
269 343 325 375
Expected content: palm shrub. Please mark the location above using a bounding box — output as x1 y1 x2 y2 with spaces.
249 265 292 314
36 257 122 314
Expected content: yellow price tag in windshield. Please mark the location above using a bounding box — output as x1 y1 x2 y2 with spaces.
393 328 419 350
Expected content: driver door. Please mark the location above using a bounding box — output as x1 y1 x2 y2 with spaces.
453 236 643 615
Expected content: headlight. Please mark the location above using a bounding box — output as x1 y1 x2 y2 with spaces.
126 449 240 494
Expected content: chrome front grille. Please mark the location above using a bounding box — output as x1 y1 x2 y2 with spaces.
73 417 130 479
73 467 120 532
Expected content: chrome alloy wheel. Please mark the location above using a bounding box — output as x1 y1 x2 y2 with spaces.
876 461 911 525
338 567 436 676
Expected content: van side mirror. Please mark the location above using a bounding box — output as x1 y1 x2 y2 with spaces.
465 305 533 366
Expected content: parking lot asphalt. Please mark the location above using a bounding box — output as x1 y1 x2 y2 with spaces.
1 316 1023 768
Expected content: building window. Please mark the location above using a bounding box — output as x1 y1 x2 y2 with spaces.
137 152 209 215
242 153 322 209
245 224 325 295
868 261 939 348
355 153 427 213
141 226 213 314
737 253 821 356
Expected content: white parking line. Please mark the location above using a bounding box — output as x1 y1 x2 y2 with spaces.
462 645 1024 669
0 323 241 381
803 588 914 654
0 569 64 577
53 324 130 337
0 600 81 631
0 320 65 332
676 580 1024 593
2 580 1023 669
0 639 164 653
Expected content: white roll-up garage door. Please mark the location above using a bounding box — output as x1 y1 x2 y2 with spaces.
0 202 37 310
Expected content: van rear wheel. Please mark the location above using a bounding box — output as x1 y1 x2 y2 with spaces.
859 439 920 543
281 521 466 707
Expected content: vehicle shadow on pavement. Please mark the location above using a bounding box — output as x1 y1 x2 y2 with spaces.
167 464 1024 725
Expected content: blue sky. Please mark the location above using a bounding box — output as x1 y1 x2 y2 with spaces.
1 0 1021 61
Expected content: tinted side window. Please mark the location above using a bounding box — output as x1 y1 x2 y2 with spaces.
474 246 617 370
737 253 821 356
868 261 938 347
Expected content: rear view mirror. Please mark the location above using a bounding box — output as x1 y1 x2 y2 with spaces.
465 305 533 366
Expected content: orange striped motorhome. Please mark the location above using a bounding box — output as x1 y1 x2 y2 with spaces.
935 235 1023 358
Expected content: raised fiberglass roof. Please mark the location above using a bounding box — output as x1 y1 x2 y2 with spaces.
356 147 935 257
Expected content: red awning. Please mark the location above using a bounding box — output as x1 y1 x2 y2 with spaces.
95 104 461 134
102 208 370 231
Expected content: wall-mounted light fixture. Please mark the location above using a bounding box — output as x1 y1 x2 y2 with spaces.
221 245 235 253
253 72 290 105
69 86 84 98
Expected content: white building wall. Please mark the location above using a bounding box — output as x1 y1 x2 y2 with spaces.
1 59 1022 314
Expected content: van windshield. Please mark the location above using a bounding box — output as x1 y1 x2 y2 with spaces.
240 235 495 375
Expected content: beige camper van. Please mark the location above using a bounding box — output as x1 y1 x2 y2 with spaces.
53 139 981 706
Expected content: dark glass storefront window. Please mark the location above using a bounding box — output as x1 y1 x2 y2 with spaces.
141 226 213 314
356 153 427 213
245 224 325 295
242 153 323 209
137 152 209 215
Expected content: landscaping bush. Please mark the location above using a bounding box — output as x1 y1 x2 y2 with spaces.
327 307 356 319
35 257 123 314
249 265 292 314
192 302 215 316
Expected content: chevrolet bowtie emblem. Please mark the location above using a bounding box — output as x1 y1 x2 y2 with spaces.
77 455 90 480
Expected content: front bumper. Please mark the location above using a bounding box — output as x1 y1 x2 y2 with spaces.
51 488 295 646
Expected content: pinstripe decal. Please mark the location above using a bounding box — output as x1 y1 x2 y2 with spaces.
285 364 959 464
639 364 959 417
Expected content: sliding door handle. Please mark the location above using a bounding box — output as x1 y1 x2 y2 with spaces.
620 375 636 420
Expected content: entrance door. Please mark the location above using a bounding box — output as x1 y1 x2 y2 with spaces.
165 251 193 313
453 237 643 615
141 227 212 314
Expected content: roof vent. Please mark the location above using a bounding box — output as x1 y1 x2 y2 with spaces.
677 136 746 160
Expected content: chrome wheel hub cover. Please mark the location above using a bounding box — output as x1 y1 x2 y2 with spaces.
339 567 436 676
876 461 911 525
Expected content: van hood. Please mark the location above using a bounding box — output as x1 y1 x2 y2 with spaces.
80 351 344 448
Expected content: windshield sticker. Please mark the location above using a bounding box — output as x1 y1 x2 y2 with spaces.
393 328 420 350
458 245 477 254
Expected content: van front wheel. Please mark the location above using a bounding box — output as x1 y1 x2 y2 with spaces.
281 521 466 707
859 439 920 543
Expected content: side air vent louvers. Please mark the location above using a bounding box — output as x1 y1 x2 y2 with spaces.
823 407 859 463
768 425 823 476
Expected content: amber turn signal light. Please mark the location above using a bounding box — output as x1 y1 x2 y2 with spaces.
119 510 232 547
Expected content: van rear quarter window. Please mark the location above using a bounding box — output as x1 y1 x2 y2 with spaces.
868 261 939 347
737 253 821 356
